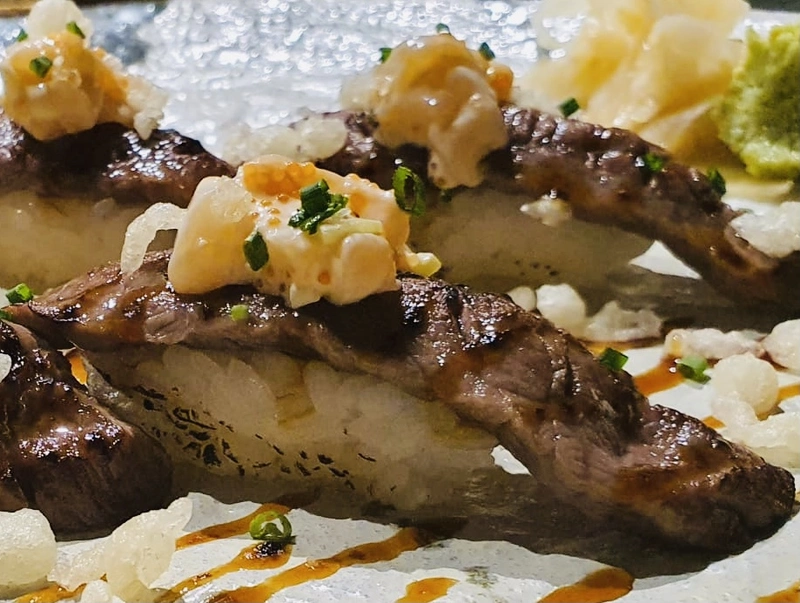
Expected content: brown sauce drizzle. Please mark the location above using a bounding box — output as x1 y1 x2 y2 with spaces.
176 502 289 550
757 581 800 603
633 357 684 397
210 527 431 603
537 567 634 603
157 544 291 603
15 583 85 603
396 577 458 602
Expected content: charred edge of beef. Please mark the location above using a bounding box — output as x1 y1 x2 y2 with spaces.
0 320 172 536
0 109 235 207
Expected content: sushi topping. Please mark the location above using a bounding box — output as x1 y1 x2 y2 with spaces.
341 32 510 189
6 283 33 304
392 166 426 216
249 511 295 546
243 230 269 271
289 179 348 234
1 0 166 141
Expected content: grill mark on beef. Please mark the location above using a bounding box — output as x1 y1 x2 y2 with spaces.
7 251 795 552
0 109 234 206
316 108 800 310
0 320 172 536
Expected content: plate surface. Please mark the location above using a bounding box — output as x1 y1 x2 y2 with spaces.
1 2 799 602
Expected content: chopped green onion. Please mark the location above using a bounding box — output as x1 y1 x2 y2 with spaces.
478 41 495 61
598 347 628 371
641 152 666 174
435 23 451 34
243 230 269 271
706 168 726 196
249 511 295 545
288 179 348 235
66 21 85 39
6 283 33 304
558 97 580 118
230 304 249 322
16 28 28 42
29 56 52 79
392 166 426 217
676 355 710 384
0 309 11 321
379 47 392 63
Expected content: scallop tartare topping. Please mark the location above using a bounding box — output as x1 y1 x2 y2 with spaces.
123 155 440 308
341 32 511 190
0 0 166 141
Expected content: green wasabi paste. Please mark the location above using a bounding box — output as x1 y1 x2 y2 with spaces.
713 23 800 180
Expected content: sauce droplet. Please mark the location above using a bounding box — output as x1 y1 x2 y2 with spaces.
211 527 433 603
537 567 634 603
396 577 458 602
633 357 683 396
757 581 800 603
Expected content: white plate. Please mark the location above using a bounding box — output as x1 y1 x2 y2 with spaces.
2 2 800 602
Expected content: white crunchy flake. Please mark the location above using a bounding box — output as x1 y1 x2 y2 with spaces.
763 319 800 372
0 508 57 589
506 285 537 312
711 353 778 415
582 301 662 342
664 328 764 360
731 201 800 259
535 283 587 335
520 197 572 227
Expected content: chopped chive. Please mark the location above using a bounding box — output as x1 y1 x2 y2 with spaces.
676 355 710 384
639 152 666 174
706 168 726 196
289 179 348 235
393 166 426 217
6 283 33 304
558 97 580 118
379 47 392 63
230 304 249 322
66 21 85 39
598 347 628 371
29 56 52 78
243 230 269 271
16 28 28 42
435 23 451 34
478 41 495 61
249 511 295 544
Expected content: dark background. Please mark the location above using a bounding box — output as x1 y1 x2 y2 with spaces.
751 0 800 9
